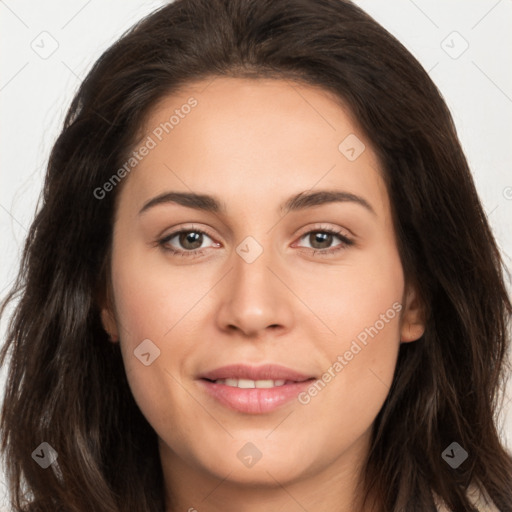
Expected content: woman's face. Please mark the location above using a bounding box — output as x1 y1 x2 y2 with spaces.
101 77 424 501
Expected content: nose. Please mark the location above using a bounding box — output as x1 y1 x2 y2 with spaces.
215 239 294 338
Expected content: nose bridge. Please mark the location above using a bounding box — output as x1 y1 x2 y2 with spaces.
232 233 278 308
216 233 292 335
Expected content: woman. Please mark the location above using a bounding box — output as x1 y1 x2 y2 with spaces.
1 0 511 510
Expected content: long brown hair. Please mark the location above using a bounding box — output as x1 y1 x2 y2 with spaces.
1 0 511 510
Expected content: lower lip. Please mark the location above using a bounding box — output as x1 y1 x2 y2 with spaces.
198 379 315 414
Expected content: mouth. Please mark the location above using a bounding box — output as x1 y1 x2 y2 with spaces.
197 364 317 414
201 377 307 388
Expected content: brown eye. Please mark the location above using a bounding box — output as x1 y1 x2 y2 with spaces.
159 228 218 256
307 231 335 250
177 231 204 250
297 229 353 253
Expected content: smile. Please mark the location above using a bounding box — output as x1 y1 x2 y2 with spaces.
210 378 287 388
197 363 317 414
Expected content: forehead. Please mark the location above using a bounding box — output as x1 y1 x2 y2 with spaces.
118 76 389 219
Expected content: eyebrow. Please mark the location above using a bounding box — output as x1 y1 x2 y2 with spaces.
138 189 376 216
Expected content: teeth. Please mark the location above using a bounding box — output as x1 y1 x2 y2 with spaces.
237 378 255 388
215 378 287 388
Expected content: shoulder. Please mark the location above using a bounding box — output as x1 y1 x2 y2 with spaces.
434 483 500 512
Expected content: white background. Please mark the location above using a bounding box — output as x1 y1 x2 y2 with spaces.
1 0 511 507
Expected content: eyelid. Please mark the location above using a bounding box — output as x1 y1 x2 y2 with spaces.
292 224 355 256
295 222 354 241
157 222 355 257
158 223 219 248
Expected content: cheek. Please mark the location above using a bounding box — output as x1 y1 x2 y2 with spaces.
298 302 402 457
302 235 404 348
109 259 200 445
110 246 210 344
300 242 404 422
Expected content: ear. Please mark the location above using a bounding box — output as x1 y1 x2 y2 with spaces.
400 283 426 343
101 307 119 343
99 283 119 343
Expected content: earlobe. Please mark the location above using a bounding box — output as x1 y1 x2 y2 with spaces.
98 277 119 343
400 322 424 343
101 307 119 343
400 284 426 343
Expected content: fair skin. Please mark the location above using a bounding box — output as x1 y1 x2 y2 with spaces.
101 77 425 512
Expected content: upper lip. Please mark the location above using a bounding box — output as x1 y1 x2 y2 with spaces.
199 364 316 382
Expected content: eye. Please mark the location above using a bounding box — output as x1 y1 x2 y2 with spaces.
294 226 354 256
158 225 219 258
157 224 354 259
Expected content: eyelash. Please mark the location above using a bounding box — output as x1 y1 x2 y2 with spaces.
157 224 354 259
